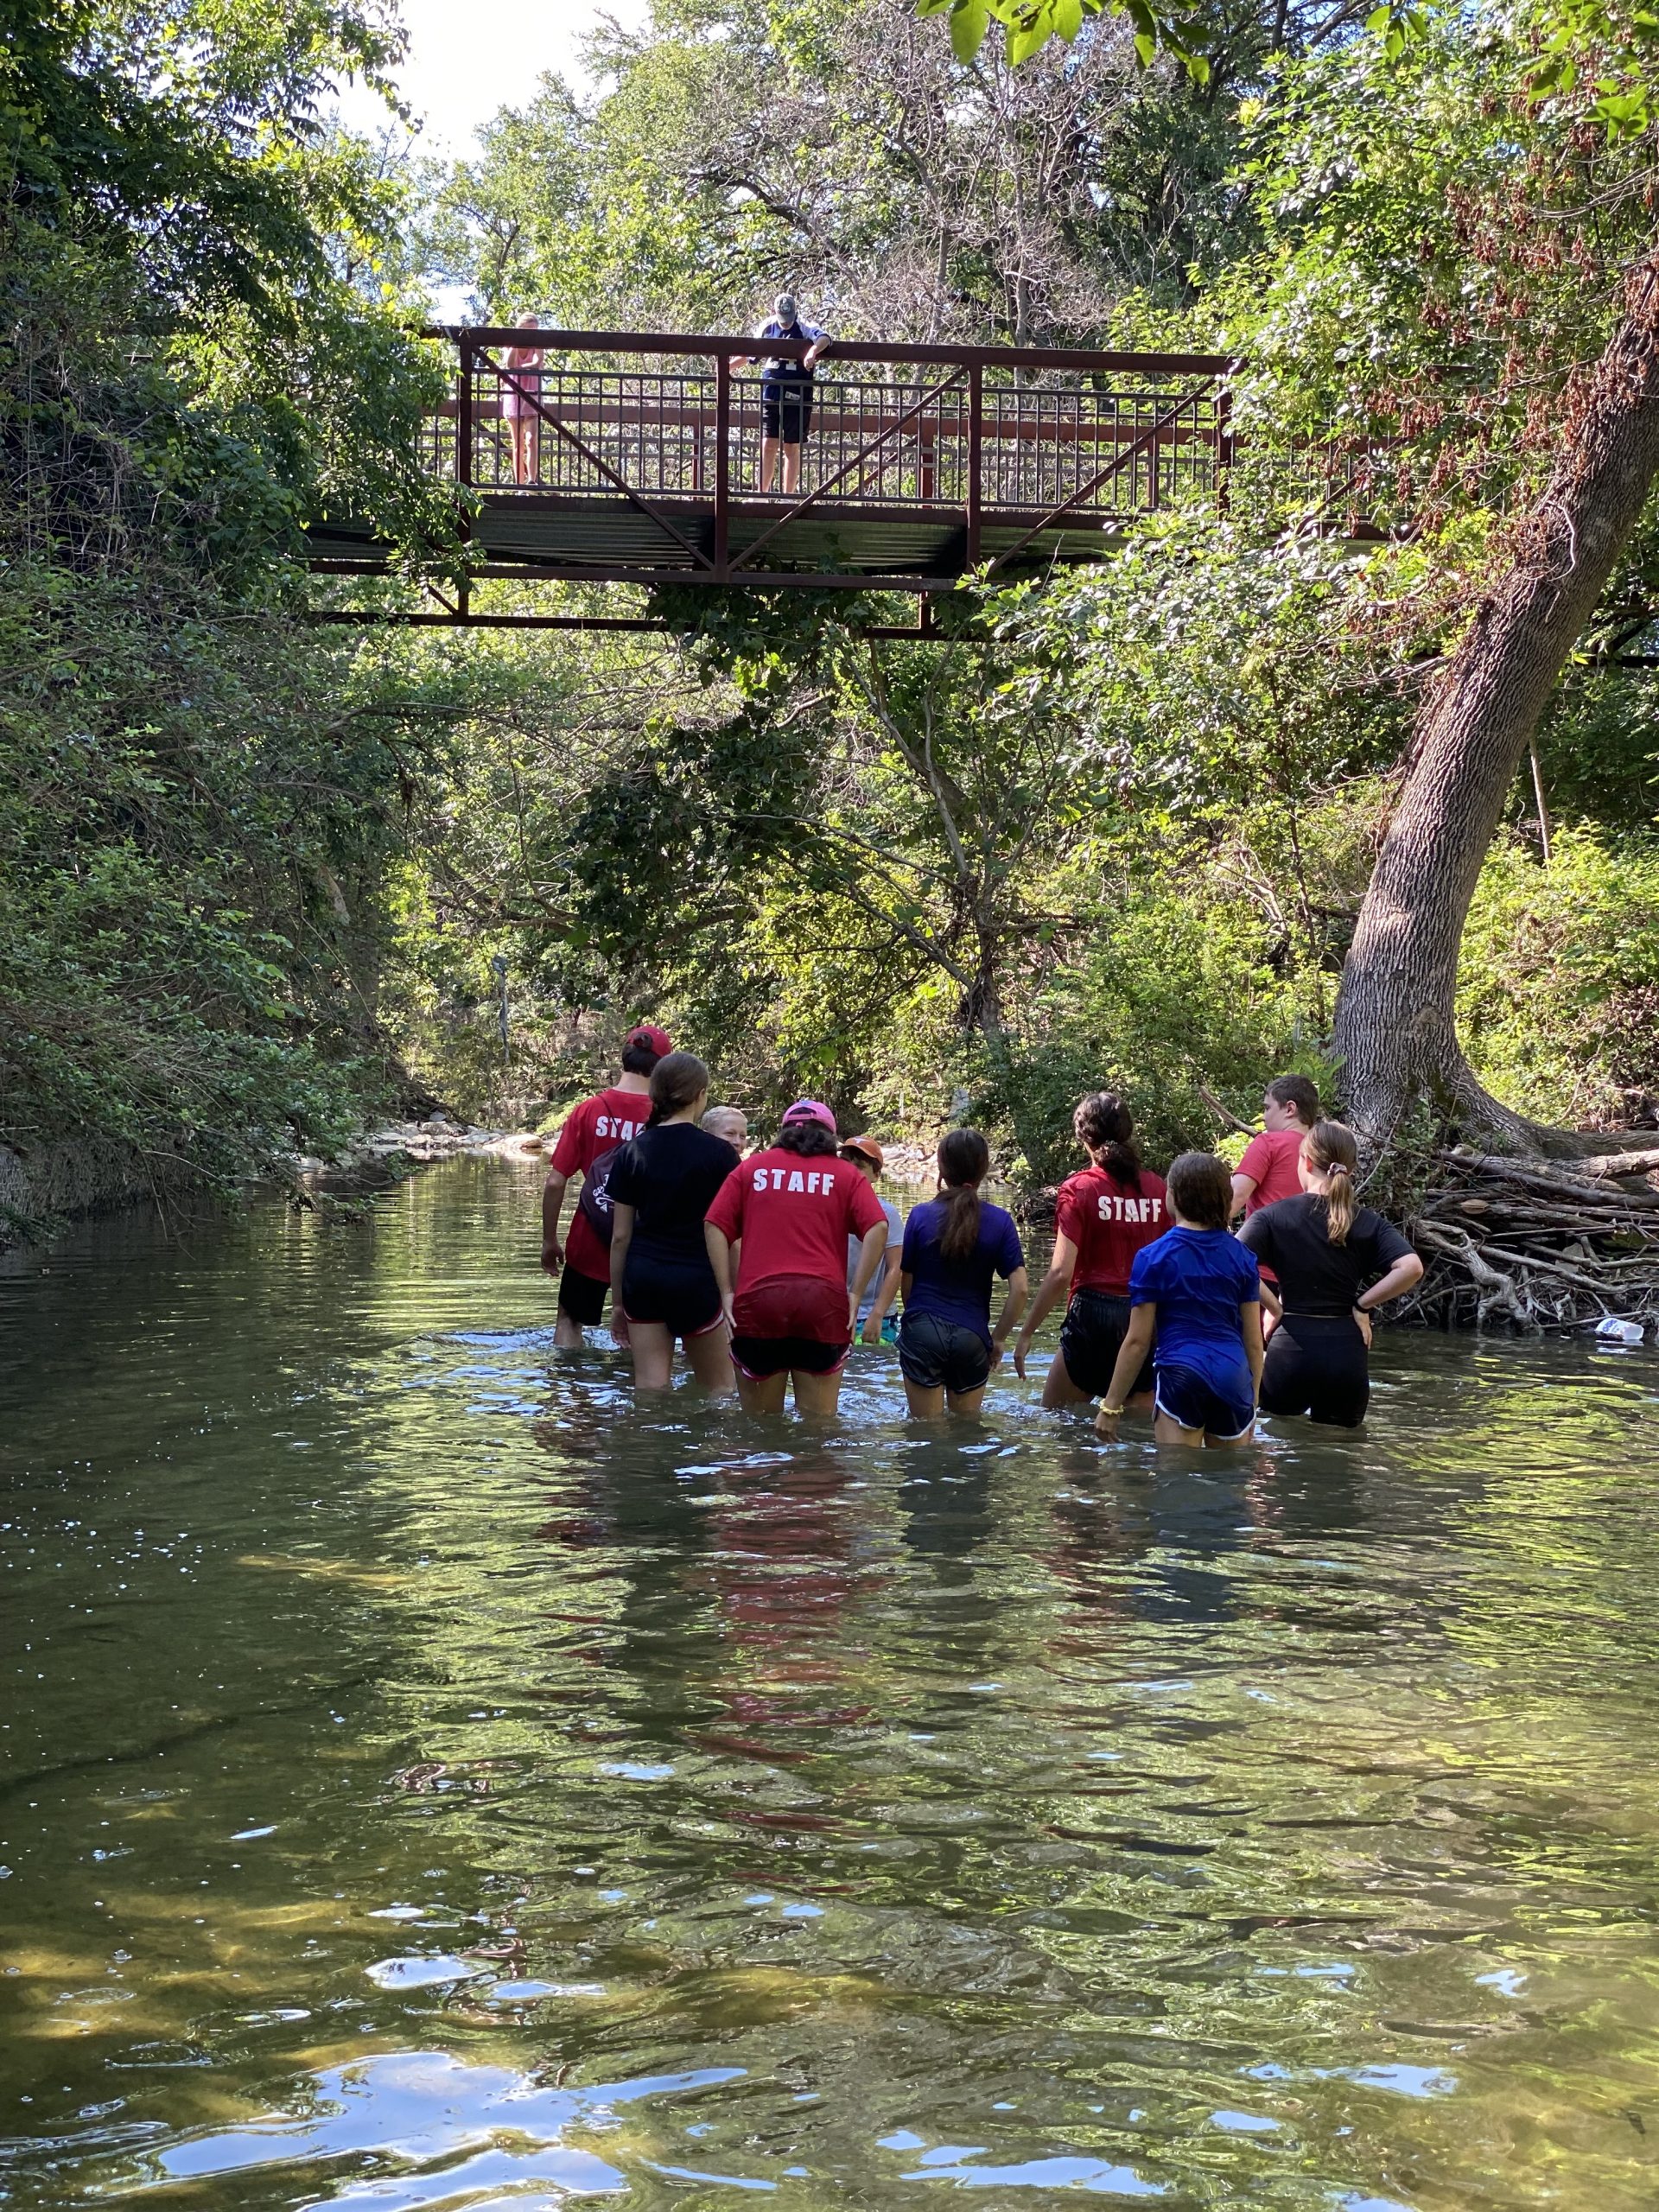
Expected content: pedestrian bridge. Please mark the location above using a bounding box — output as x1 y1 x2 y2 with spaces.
308 328 1351 628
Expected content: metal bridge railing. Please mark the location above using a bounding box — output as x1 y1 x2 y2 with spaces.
421 328 1240 533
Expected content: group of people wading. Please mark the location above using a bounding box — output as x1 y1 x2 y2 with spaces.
541 1032 1425 1441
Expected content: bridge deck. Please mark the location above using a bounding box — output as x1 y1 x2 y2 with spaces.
311 330 1249 621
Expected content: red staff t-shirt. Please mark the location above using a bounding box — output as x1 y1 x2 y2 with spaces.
704 1147 887 1342
550 1085 652 1281
1235 1128 1304 1217
1054 1166 1168 1298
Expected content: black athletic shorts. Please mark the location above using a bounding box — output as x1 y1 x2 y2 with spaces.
1058 1288 1154 1401
729 1334 848 1380
1260 1314 1370 1427
621 1255 723 1339
557 1264 608 1327
898 1311 992 1395
761 376 814 441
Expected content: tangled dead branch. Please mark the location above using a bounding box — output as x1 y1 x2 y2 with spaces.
1402 1145 1659 1332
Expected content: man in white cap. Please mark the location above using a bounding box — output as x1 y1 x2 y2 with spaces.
734 292 831 494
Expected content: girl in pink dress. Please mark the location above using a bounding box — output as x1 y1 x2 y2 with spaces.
501 313 543 485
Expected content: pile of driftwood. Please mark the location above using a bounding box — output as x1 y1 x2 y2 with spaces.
1405 1145 1659 1331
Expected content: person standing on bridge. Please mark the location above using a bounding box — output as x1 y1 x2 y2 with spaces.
734 294 831 496
501 312 544 486
541 1024 671 1348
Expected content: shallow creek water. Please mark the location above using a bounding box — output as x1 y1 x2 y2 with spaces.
4 1159 1659 2211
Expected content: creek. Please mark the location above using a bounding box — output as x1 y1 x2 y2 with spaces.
3 1157 1659 2210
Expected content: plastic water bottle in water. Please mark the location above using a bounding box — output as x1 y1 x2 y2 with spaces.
1595 1317 1646 1346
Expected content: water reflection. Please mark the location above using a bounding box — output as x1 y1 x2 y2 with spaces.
3 1160 1659 2209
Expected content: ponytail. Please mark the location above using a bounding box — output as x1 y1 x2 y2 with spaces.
936 1128 990 1260
646 1051 709 1126
1072 1090 1141 1190
1302 1119 1358 1244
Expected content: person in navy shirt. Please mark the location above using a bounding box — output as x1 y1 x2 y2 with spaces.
1095 1151 1263 1447
734 293 831 493
896 1129 1027 1417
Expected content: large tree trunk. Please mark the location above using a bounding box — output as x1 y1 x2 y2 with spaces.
1332 254 1659 1155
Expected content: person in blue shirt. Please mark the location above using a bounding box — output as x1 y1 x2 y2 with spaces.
734 293 831 494
896 1129 1028 1418
1095 1151 1263 1447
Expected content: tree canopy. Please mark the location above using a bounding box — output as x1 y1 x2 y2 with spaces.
10 0 1659 1274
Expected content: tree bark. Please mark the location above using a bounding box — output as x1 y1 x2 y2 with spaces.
1332 253 1659 1155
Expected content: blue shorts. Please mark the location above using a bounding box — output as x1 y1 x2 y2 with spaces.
1154 1362 1255 1441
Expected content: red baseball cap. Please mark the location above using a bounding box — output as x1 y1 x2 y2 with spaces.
625 1024 673 1058
781 1098 836 1132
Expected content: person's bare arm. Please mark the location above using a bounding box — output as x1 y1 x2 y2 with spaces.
1241 1300 1265 1402
862 1244 902 1342
705 1223 736 1332
542 1169 569 1272
988 1265 1029 1369
1353 1251 1424 1346
1014 1232 1077 1376
1257 1277 1283 1339
804 335 830 368
1095 1306 1157 1437
1229 1172 1257 1224
849 1222 887 1330
609 1203 634 1319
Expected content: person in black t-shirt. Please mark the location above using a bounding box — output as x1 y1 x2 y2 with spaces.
607 1051 740 1393
1237 1120 1423 1427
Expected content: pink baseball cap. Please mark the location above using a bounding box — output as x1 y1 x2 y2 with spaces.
625 1024 673 1058
781 1098 837 1132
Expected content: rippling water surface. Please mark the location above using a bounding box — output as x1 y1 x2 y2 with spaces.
4 1159 1659 2210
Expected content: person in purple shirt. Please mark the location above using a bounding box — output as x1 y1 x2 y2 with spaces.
896 1129 1028 1418
1096 1151 1264 1447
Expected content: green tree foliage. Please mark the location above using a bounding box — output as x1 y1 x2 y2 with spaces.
422 0 1314 335
384 542 1381 1167
981 888 1319 1183
0 0 467 1209
1458 829 1659 1129
918 0 1214 77
378 0 1659 1177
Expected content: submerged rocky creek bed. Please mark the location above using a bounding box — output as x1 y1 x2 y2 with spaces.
3 1156 1659 2210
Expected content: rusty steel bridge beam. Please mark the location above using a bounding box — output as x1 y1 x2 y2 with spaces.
418 325 1234 375
313 330 1241 626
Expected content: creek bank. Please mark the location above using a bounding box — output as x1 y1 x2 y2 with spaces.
0 1140 161 1254
0 1117 548 1256
296 1116 545 1179
869 1141 938 1190
318 1128 944 1185
1405 1144 1659 1332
